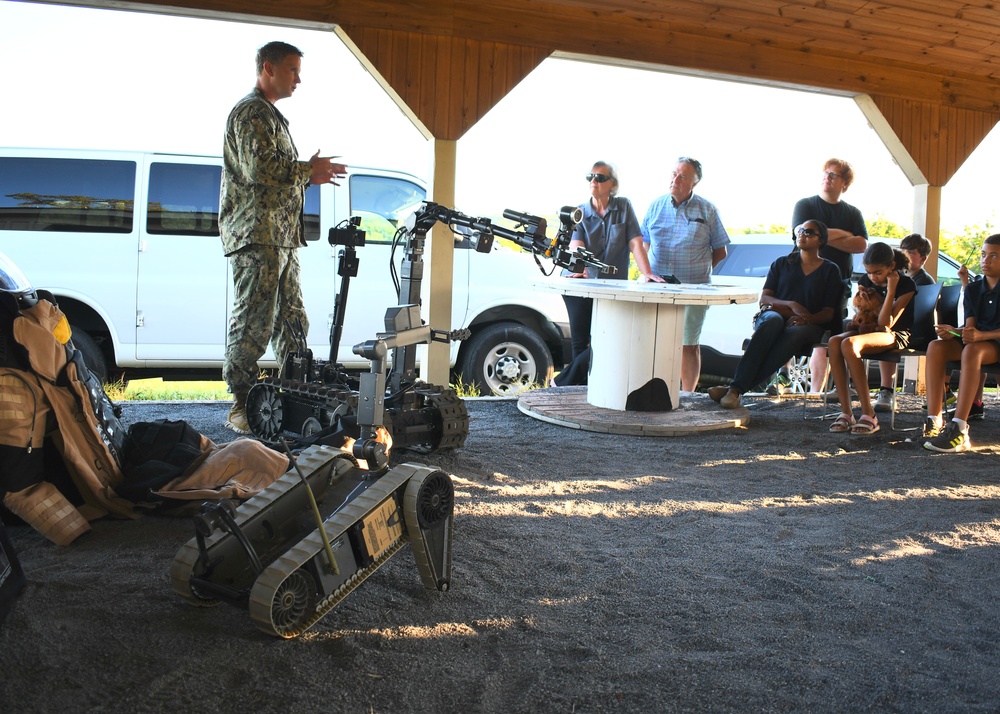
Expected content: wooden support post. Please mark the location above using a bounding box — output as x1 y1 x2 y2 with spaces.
421 138 457 386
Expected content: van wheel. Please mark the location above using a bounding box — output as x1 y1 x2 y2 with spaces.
784 356 811 394
69 328 108 383
458 322 552 396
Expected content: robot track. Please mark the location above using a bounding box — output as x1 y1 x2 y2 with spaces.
246 378 469 452
170 445 454 638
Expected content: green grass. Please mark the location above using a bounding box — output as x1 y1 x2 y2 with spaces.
103 373 555 401
104 378 230 401
450 375 481 398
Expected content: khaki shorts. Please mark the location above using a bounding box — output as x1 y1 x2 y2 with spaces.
683 304 710 346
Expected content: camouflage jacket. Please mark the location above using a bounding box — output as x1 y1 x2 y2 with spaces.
220 88 313 256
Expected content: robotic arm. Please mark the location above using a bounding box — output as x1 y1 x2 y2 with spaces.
406 202 616 276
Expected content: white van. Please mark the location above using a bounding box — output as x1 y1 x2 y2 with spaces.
0 148 571 394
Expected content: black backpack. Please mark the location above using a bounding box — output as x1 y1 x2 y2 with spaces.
117 420 205 506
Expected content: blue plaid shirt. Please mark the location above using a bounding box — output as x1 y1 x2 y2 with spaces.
641 193 730 284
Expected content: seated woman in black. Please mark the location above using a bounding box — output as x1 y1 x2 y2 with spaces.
709 220 843 409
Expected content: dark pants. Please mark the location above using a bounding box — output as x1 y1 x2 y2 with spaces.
554 347 590 386
563 295 593 362
731 311 824 393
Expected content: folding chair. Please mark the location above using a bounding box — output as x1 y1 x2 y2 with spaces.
937 283 962 328
740 332 831 419
796 334 837 420
865 282 942 430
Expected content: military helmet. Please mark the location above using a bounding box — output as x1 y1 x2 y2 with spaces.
0 251 38 310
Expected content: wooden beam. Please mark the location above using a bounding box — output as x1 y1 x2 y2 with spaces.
865 95 1000 186
339 25 549 140
74 0 1000 111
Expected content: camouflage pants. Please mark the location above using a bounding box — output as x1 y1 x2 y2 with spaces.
223 245 309 398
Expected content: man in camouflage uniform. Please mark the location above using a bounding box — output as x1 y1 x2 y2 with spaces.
220 40 346 433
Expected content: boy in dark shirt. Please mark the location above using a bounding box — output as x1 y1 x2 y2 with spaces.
923 234 1000 452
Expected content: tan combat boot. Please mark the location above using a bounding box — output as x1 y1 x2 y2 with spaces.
225 391 251 435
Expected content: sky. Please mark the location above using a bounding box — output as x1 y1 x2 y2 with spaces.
2 0 998 235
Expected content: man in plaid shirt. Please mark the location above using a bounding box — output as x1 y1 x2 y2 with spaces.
641 157 730 392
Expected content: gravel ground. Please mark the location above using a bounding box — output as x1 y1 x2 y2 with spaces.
2 395 1000 713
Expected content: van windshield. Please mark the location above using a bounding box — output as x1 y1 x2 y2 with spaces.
349 174 425 244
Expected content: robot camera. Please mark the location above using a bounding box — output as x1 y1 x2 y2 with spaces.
328 216 367 248
502 208 544 227
559 206 584 228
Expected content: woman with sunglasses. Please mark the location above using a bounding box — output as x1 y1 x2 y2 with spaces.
554 161 662 386
708 220 843 409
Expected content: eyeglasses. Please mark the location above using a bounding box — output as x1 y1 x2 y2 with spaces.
795 227 820 237
586 173 611 183
822 171 843 180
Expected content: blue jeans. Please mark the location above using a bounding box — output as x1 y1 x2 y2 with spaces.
730 311 824 393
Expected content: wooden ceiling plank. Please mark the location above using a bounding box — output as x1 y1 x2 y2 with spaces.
866 0 1000 24
423 34 445 136
742 5 956 47
476 42 497 123
451 38 474 138
624 3 992 69
858 46 1000 78
857 1 1000 31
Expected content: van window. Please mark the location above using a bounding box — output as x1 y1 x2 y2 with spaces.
0 157 135 232
147 162 222 236
715 244 788 278
350 175 425 244
304 184 320 242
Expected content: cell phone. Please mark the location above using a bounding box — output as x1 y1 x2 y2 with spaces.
659 274 681 284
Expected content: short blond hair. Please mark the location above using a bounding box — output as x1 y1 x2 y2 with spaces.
824 158 855 189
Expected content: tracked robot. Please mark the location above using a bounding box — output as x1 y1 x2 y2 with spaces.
245 203 614 453
170 315 456 638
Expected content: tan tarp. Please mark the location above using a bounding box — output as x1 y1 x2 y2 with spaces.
1 299 290 543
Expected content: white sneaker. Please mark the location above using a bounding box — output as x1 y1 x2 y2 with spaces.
873 388 895 413
824 387 857 404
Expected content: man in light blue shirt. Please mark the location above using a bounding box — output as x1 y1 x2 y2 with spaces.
641 157 730 392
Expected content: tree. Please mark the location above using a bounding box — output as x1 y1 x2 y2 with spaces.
940 218 996 270
865 213 909 239
728 223 789 236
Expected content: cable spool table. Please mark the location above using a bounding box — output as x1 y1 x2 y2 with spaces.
535 278 758 412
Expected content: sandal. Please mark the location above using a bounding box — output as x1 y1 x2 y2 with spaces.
829 414 855 433
851 414 880 435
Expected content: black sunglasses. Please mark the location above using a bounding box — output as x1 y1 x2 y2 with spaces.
795 227 820 237
586 173 611 183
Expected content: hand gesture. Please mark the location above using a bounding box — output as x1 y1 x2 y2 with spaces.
934 323 960 340
309 150 348 185
787 301 809 317
959 264 970 288
962 325 981 343
885 269 899 293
